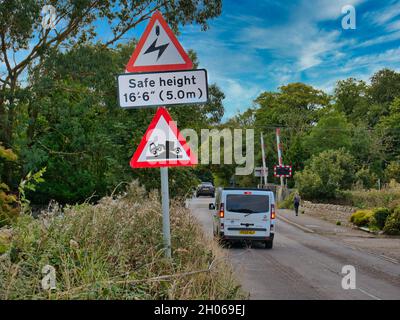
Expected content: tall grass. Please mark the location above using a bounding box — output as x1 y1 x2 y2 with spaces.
0 181 243 300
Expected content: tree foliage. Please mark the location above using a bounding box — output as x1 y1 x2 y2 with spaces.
0 144 18 226
253 83 330 187
0 2 224 206
303 111 351 156
295 149 356 199
224 68 400 196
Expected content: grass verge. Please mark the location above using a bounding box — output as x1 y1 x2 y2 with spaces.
0 181 244 300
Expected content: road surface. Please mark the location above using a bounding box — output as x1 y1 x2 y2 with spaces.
189 197 400 300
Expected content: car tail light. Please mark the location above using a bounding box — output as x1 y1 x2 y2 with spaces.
271 204 276 220
244 191 252 195
219 203 224 218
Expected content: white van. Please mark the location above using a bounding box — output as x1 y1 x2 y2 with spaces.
209 188 276 248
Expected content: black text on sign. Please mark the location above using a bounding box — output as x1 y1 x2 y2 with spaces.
117 69 208 108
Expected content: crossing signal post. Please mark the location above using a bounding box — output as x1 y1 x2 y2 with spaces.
276 128 284 187
260 133 268 188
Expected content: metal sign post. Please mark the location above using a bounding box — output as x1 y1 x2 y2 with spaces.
160 167 171 258
129 108 197 259
122 11 205 259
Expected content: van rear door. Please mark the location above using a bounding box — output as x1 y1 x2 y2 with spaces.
223 191 270 239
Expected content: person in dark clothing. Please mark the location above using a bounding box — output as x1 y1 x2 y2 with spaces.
294 193 301 216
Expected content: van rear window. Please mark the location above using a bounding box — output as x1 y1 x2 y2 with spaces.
226 195 269 213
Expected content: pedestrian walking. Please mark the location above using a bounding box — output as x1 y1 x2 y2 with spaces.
294 193 301 216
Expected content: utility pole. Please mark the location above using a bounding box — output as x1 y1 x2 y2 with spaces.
276 128 284 188
260 133 268 188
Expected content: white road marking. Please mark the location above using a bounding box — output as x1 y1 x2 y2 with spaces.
357 288 382 300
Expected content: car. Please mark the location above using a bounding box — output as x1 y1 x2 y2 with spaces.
209 188 275 249
196 182 215 197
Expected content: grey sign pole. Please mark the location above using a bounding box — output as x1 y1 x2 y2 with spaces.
160 167 172 258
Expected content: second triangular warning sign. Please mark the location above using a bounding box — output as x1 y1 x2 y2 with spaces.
130 107 197 168
126 11 193 73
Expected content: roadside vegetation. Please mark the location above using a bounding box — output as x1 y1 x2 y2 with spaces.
0 181 243 299
0 1 223 219
345 181 400 234
1 3 399 224
350 206 400 235
210 69 400 235
1 3 400 299
343 181 400 209
277 192 295 210
213 70 400 199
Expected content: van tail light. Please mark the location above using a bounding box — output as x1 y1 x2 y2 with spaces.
271 204 276 220
219 203 225 218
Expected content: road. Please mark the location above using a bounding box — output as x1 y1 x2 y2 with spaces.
189 197 400 300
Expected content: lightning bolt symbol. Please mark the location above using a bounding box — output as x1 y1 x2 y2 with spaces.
144 39 169 61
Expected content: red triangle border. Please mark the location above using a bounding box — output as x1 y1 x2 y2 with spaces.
130 107 197 168
126 11 193 73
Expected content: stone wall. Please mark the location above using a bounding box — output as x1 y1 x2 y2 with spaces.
301 201 357 227
302 201 356 213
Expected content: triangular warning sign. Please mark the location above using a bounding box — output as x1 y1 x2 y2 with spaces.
126 11 193 73
130 107 197 168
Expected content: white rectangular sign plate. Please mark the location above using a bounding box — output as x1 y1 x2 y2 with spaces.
117 69 208 108
254 167 268 177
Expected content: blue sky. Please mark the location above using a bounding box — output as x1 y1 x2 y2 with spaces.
4 1 400 119
175 0 400 119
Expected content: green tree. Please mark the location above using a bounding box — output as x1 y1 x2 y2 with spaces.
18 44 224 204
0 0 223 186
369 69 400 107
354 167 378 190
349 124 386 171
377 98 400 161
366 69 400 126
210 108 257 188
303 111 352 156
295 149 356 199
384 161 400 183
0 143 18 226
254 83 330 185
334 78 369 124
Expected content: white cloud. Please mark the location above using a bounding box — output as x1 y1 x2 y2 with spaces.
219 78 262 117
345 47 400 69
180 0 400 119
387 19 400 32
302 0 364 21
365 1 400 27
355 1 400 48
235 0 356 72
236 24 342 72
358 30 400 47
